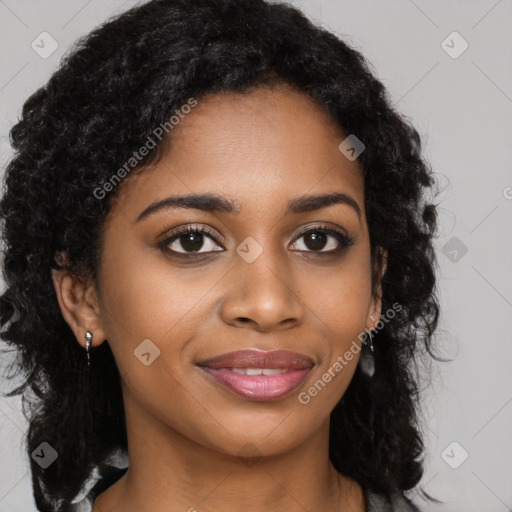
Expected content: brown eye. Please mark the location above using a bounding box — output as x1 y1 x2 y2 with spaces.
290 226 355 254
159 226 224 256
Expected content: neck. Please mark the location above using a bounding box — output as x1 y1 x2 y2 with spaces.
94 386 365 512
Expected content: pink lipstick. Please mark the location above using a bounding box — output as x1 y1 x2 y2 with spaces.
196 349 314 401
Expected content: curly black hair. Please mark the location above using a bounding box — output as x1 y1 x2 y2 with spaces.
0 0 447 510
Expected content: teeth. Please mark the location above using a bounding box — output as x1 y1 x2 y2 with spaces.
230 368 288 376
262 368 288 376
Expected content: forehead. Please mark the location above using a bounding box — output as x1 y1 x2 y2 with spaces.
112 84 364 220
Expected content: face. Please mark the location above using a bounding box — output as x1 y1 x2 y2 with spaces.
88 84 385 457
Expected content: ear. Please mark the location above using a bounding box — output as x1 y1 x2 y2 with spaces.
367 246 388 330
51 262 106 349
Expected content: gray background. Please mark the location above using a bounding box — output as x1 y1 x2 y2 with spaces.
0 1 511 510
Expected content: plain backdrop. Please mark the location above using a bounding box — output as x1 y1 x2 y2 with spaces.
0 1 511 511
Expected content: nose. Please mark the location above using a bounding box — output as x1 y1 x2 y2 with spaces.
219 249 304 333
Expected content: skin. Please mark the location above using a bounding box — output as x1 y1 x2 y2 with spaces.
52 83 387 512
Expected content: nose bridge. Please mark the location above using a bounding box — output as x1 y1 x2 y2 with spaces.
221 233 303 329
237 233 292 299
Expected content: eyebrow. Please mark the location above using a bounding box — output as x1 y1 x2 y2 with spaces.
134 191 362 224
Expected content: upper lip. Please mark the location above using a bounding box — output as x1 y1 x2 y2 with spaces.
196 349 314 370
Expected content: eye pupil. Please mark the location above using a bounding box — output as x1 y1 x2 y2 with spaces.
304 231 327 251
181 232 204 252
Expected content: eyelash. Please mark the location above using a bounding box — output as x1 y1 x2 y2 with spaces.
158 224 355 259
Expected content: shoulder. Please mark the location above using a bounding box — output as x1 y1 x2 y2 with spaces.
68 465 128 512
68 495 94 512
364 487 422 512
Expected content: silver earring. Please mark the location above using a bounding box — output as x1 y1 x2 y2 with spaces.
358 329 375 377
85 331 92 370
369 315 375 352
368 329 374 352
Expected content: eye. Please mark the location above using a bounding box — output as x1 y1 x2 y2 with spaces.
159 226 224 257
290 225 355 255
158 223 355 259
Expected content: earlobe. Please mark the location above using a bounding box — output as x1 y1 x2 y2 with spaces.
51 267 106 348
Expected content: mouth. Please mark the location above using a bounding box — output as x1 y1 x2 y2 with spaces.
196 349 314 401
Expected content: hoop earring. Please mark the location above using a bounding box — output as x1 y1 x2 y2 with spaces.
85 331 92 370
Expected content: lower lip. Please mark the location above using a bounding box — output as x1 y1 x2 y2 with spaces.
199 367 312 401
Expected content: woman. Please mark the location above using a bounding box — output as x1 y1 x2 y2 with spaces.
0 0 443 510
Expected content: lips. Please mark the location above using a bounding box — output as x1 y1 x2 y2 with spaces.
196 349 314 401
196 349 314 370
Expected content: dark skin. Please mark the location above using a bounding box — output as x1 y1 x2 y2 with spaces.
52 83 387 512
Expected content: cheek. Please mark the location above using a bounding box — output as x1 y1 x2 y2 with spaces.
97 232 203 373
301 252 372 394
296 267 371 414
305 252 373 336
97 242 216 435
